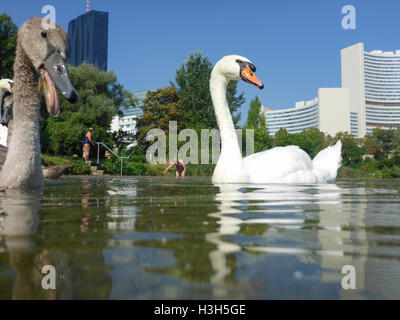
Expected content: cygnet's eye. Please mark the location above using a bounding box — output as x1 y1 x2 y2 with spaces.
41 31 48 39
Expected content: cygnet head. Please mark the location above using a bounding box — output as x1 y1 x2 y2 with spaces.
16 17 78 117
212 55 264 89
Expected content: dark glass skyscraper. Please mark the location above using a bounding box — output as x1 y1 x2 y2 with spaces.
67 10 109 71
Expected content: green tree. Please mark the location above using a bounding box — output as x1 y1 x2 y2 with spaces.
0 13 17 79
272 127 328 158
246 96 263 129
363 133 382 160
111 129 135 152
252 127 272 153
393 127 400 158
273 128 293 147
174 51 245 130
292 128 328 158
370 128 395 159
135 86 184 151
329 132 364 167
40 64 131 156
245 96 272 153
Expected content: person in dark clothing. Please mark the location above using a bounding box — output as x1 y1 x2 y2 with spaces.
82 128 94 164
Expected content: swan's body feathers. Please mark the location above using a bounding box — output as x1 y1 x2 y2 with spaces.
243 146 314 183
242 141 342 184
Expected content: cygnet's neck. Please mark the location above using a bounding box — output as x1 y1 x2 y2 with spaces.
0 45 43 188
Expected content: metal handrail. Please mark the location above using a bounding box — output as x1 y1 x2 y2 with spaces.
95 142 129 176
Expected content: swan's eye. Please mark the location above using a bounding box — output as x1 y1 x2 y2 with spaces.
236 59 245 68
41 31 48 39
249 64 256 72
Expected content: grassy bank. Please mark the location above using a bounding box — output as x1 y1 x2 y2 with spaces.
338 165 400 179
41 154 90 175
42 154 400 179
41 154 216 177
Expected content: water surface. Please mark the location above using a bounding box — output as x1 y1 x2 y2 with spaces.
1 176 400 299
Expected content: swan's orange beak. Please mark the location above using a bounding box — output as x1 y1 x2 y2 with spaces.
241 66 264 89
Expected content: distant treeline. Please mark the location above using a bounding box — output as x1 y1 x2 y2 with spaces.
251 126 400 179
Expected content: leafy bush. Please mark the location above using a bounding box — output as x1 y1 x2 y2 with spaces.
103 154 164 176
186 164 215 177
69 159 91 175
41 154 90 175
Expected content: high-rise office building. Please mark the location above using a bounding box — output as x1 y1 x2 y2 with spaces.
264 43 400 138
341 43 400 137
264 88 351 137
67 10 109 71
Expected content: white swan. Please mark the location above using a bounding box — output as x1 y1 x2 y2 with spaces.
0 79 13 146
210 55 342 184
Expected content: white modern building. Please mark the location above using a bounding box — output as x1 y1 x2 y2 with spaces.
110 90 147 135
342 43 400 137
264 43 400 138
264 88 351 137
263 98 319 136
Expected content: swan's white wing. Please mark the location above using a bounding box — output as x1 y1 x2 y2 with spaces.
243 141 342 184
243 146 317 184
312 140 342 183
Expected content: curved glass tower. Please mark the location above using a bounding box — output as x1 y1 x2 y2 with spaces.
342 43 400 137
261 43 400 139
264 99 319 136
364 51 400 134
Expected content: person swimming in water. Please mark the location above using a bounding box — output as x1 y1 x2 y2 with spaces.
163 159 186 178
82 128 94 164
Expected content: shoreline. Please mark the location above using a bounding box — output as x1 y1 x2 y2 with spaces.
56 174 400 180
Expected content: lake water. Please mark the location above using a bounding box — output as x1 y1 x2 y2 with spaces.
0 176 400 299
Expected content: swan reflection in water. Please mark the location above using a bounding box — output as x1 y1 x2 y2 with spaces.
0 180 113 300
0 188 56 300
207 182 351 298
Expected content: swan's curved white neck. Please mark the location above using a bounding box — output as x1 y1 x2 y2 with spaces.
210 69 249 183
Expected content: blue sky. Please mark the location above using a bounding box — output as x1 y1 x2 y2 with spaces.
3 0 400 125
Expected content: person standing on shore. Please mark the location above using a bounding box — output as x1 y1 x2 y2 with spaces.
82 128 94 164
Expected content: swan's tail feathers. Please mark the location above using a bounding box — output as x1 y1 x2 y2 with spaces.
312 140 342 183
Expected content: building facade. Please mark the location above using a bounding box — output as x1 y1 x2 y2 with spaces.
341 43 400 137
68 10 109 71
264 43 400 138
110 91 147 136
264 88 351 137
264 98 319 136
